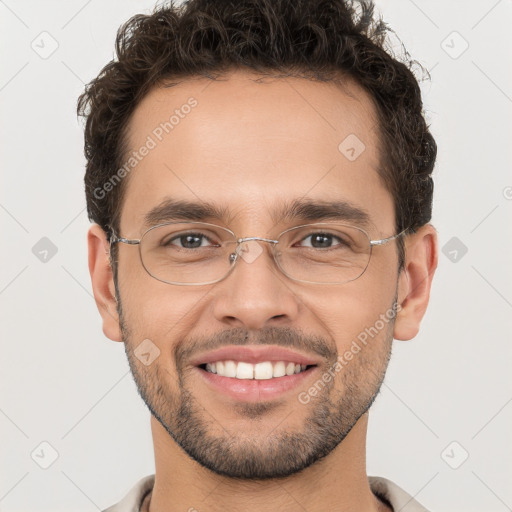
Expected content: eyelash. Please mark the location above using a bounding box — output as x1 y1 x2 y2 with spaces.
165 232 347 249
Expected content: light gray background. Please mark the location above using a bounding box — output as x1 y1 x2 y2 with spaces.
1 1 511 511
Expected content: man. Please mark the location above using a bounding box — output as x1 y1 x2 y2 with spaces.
79 0 438 510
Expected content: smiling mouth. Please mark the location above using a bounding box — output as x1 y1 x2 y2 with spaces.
198 360 317 380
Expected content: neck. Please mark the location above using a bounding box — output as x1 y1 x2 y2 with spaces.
146 413 391 512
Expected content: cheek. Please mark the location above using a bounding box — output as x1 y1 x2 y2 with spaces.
295 270 397 356
123 286 204 335
119 286 202 397
115 252 205 352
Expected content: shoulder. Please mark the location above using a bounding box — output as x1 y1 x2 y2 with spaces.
102 475 155 512
368 476 431 512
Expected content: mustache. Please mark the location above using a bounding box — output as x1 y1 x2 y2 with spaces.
175 325 335 369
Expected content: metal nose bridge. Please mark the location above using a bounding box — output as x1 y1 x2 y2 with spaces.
236 236 279 244
229 236 279 264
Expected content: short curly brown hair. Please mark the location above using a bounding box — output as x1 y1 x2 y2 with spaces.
77 0 436 274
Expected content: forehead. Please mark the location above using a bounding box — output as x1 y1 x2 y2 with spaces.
120 70 394 235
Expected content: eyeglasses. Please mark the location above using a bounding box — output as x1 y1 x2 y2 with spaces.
110 221 407 286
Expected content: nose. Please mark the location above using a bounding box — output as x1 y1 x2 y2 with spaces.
211 239 301 330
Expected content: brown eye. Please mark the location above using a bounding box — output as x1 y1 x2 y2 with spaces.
297 232 347 249
163 232 216 249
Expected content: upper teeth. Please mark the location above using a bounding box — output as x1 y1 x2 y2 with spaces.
205 361 307 379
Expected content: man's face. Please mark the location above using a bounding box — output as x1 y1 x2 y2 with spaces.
115 71 400 479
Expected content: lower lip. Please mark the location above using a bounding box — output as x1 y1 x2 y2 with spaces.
194 366 318 402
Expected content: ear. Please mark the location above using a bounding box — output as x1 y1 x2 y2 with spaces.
87 224 123 342
394 223 438 341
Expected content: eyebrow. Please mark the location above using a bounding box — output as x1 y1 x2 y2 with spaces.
142 197 373 231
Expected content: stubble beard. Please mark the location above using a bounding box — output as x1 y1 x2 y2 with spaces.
117 293 395 480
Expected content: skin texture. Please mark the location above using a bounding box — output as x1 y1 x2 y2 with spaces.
88 70 438 512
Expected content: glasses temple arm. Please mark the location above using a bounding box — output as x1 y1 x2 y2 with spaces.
370 228 409 246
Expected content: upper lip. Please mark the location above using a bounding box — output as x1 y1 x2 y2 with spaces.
190 345 321 367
